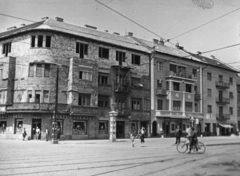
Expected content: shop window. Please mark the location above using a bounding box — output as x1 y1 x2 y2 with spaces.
15 119 23 134
78 93 91 106
132 54 140 65
99 121 108 134
0 121 7 133
76 42 88 58
72 121 87 135
2 42 11 57
98 73 109 84
99 47 109 59
132 99 141 110
173 101 181 111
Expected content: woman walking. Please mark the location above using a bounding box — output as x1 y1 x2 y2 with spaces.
140 127 145 146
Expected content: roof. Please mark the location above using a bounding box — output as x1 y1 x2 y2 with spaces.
0 19 150 53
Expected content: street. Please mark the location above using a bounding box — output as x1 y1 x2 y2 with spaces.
0 137 240 176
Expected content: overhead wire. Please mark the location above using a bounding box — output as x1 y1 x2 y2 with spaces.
0 13 36 23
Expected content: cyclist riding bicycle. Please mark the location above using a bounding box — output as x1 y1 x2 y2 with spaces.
188 127 198 154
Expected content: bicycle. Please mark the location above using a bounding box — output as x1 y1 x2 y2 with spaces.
176 137 206 154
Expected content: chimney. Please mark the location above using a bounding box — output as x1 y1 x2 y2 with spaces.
128 32 133 36
56 17 64 22
7 26 17 31
21 24 26 27
85 25 97 30
159 38 164 45
113 32 120 35
153 39 159 44
41 17 49 20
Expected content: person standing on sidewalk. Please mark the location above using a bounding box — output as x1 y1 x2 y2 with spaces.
36 126 40 140
140 127 145 146
130 133 135 147
174 126 182 145
22 128 27 141
45 128 49 142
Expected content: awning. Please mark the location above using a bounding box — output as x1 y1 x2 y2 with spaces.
219 123 233 128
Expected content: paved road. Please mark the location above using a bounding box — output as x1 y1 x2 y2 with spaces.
0 137 240 176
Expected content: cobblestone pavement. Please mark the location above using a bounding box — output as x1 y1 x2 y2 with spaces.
0 136 240 176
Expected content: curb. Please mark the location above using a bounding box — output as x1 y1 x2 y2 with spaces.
206 142 240 146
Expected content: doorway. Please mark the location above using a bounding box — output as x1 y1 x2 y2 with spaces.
152 121 157 136
116 121 125 138
163 121 170 137
32 119 42 140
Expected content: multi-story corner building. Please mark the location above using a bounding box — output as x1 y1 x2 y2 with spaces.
128 38 240 137
0 17 151 140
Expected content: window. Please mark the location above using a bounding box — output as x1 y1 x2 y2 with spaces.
157 79 162 88
78 94 91 106
186 84 192 93
28 90 32 102
99 121 108 134
195 103 198 112
15 119 23 134
219 75 223 82
183 124 186 131
207 72 212 81
132 54 140 65
157 99 163 110
0 121 7 133
229 107 233 115
143 78 150 89
229 92 233 99
229 77 233 85
144 99 150 110
73 121 87 135
185 102 192 112
132 99 141 110
207 105 212 113
170 64 177 73
28 64 34 77
79 71 92 81
157 61 163 71
36 64 42 77
0 68 3 80
207 89 212 97
35 91 41 103
46 36 51 48
192 69 197 77
43 90 49 103
98 74 109 84
76 42 88 58
116 51 126 65
31 36 35 47
173 101 181 111
99 47 109 59
115 99 125 109
131 77 141 87
2 42 11 57
37 35 43 47
98 95 109 108
173 82 180 91
44 64 50 77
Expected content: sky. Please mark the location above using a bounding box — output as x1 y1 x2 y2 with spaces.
0 0 240 70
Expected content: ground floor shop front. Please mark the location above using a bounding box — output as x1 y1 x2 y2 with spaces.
0 113 151 140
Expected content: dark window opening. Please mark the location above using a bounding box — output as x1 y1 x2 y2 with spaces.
186 84 192 93
31 36 35 47
99 47 109 59
98 74 109 84
2 42 11 57
116 51 126 65
44 64 50 77
46 36 51 47
76 42 88 58
132 54 140 65
37 35 43 47
173 82 180 91
78 94 91 106
157 99 163 110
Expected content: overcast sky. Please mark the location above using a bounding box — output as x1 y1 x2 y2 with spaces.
0 0 240 69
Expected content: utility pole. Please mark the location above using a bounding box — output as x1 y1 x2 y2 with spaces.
51 65 59 144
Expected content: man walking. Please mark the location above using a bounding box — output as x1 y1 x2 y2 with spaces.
174 126 182 145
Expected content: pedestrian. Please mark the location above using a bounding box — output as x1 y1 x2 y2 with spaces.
140 127 145 146
45 128 49 141
130 133 135 147
174 126 182 145
22 128 27 141
188 127 198 154
36 126 40 140
56 126 61 141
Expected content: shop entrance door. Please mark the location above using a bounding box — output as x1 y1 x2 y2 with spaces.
152 121 157 136
32 119 42 140
116 121 125 138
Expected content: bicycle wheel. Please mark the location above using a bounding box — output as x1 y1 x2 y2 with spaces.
177 142 188 153
196 142 206 154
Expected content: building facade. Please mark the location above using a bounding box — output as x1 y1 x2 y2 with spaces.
0 17 151 140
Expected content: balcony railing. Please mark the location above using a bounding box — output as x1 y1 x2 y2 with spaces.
216 97 230 104
114 81 130 93
216 113 230 120
7 103 55 111
194 92 201 100
165 71 195 80
215 81 230 89
156 88 167 96
115 108 131 116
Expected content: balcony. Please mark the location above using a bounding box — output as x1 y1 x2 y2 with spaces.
114 81 130 93
7 103 55 111
216 113 230 120
165 71 195 81
215 81 230 89
194 92 201 100
115 108 131 116
156 88 167 96
216 97 230 104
